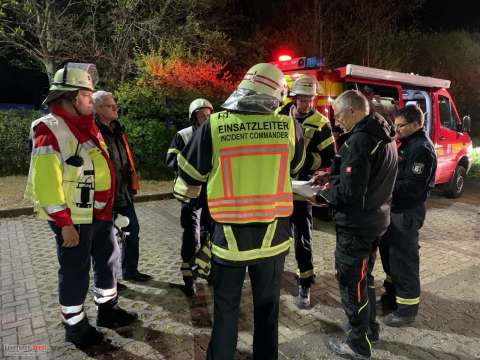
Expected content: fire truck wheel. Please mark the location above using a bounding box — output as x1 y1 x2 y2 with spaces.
445 165 466 198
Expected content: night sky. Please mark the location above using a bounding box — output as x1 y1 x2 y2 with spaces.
0 0 478 107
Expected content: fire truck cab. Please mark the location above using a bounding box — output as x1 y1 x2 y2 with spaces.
273 56 473 198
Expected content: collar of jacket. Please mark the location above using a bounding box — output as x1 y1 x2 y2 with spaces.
95 117 124 136
400 128 426 146
51 104 95 143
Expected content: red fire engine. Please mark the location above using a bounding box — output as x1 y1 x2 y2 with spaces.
273 55 473 198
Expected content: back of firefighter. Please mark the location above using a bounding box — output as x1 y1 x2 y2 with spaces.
315 90 398 359
379 105 437 327
166 98 213 297
278 75 335 308
173 63 305 360
24 63 138 349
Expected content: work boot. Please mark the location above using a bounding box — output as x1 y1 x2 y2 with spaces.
296 285 310 309
384 312 415 327
65 317 104 349
327 337 370 359
96 297 138 329
183 277 197 298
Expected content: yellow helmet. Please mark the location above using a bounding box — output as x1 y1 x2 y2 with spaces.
43 63 98 105
189 98 213 120
238 63 288 102
290 75 321 97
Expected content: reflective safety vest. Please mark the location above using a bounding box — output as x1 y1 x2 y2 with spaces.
301 111 332 151
207 111 297 224
25 114 112 224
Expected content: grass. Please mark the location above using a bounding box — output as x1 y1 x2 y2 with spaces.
0 176 173 210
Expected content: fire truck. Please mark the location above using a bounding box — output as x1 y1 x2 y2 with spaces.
273 55 473 198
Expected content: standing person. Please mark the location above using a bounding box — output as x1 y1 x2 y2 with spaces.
379 105 437 327
166 98 213 297
93 90 152 285
25 63 138 349
278 75 335 308
173 63 305 360
314 90 398 359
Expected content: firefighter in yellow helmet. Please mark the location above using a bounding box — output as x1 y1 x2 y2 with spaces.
166 98 213 297
25 63 138 349
278 74 335 308
173 63 305 359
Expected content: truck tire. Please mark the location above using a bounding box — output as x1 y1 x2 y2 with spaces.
445 165 466 198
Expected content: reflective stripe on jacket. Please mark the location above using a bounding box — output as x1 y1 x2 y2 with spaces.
25 114 112 224
207 111 299 224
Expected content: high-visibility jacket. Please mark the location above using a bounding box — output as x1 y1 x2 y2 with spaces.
166 125 196 174
25 113 113 224
279 103 335 180
173 111 305 264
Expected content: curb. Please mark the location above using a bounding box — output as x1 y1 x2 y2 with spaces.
0 192 174 219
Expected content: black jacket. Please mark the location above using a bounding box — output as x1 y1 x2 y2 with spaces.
96 118 133 209
392 129 437 213
319 113 398 235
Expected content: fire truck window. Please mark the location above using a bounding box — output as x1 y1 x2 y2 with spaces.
439 95 455 130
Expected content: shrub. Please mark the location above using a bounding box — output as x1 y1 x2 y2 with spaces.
0 110 42 176
469 147 480 181
121 115 177 179
114 54 237 178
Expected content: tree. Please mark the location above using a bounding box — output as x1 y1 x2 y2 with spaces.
0 0 234 85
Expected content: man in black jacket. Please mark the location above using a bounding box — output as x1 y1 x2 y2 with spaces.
315 90 398 359
379 105 437 327
93 90 152 285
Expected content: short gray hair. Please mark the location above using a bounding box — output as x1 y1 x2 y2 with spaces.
334 90 370 115
92 90 113 108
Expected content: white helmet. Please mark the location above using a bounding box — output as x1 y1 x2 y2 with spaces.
290 75 321 97
238 63 288 102
43 63 98 105
189 98 213 120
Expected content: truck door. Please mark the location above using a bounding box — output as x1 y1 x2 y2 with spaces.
433 89 464 184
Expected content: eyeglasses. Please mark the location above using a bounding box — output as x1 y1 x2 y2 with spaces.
394 122 411 130
102 104 118 111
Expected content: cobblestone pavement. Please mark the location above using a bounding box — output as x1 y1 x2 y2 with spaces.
1 184 479 360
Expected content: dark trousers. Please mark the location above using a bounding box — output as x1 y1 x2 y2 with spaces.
335 227 377 357
115 204 140 277
207 256 285 360
291 200 314 286
180 200 211 279
379 206 425 317
49 220 119 306
181 202 202 266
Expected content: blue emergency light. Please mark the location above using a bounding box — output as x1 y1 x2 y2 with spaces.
274 56 324 71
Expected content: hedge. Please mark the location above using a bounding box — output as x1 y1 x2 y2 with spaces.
0 109 177 179
0 110 42 175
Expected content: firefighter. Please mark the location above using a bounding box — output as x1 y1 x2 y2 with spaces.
25 63 138 349
166 98 213 297
314 90 398 359
93 90 152 285
379 105 437 327
173 63 305 359
278 75 335 308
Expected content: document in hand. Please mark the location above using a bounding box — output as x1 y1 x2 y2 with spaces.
292 180 321 199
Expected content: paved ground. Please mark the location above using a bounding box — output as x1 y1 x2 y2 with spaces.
1 184 479 360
